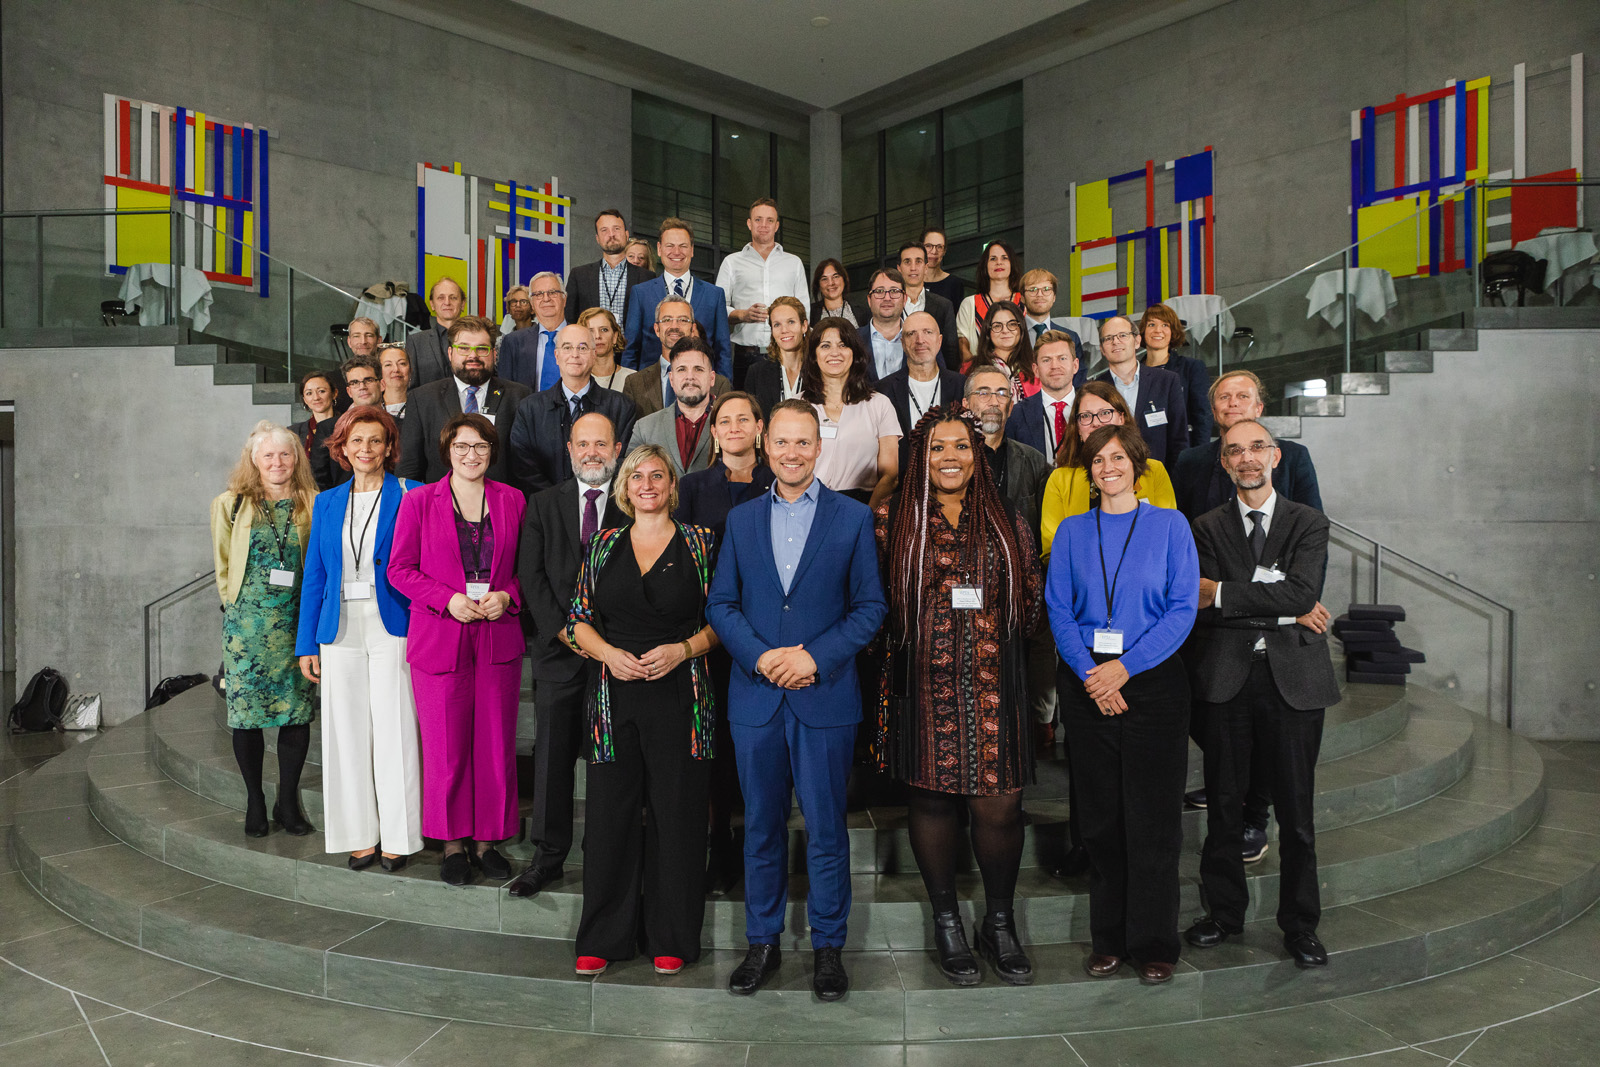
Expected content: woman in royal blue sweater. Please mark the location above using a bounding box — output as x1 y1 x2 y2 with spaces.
1045 422 1198 985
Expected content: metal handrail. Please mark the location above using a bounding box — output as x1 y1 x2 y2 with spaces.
1329 518 1515 728
142 570 218 702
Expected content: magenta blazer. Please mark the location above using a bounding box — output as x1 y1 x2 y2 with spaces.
388 475 528 674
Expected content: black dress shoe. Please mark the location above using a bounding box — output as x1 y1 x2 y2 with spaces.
975 911 1033 986
379 854 408 872
471 847 512 881
1284 931 1328 968
812 946 849 1001
272 801 314 836
348 851 377 871
243 796 269 838
728 943 781 996
1184 788 1208 810
506 864 562 898
1052 845 1091 879
440 852 472 886
931 911 981 987
1185 917 1240 948
1242 825 1269 863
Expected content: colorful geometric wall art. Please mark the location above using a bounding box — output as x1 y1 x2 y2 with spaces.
416 163 570 323
102 94 270 292
1065 147 1214 319
1349 53 1584 278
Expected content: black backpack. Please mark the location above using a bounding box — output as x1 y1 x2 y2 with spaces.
146 673 210 710
10 667 68 732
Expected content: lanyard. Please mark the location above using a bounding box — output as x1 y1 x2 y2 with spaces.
346 489 380 580
450 483 490 576
1095 503 1141 626
908 379 939 420
599 262 626 309
261 498 293 567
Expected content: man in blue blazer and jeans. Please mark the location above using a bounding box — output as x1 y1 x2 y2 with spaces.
707 399 887 1002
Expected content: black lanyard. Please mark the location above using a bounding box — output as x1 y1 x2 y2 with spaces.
1095 503 1141 626
450 483 490 575
261 498 293 568
599 263 626 309
347 488 380 580
908 379 939 420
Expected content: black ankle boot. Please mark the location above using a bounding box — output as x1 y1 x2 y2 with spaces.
243 792 269 838
977 910 1033 986
932 911 981 987
272 798 314 836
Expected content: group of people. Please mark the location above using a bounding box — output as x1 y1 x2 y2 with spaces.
213 202 1341 1002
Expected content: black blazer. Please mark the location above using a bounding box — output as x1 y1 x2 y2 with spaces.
1004 389 1077 463
925 274 966 308
874 366 966 476
404 323 451 386
1185 497 1342 711
1092 364 1188 463
395 375 530 486
1172 438 1323 522
744 359 797 420
907 289 960 369
992 437 1052 538
674 458 776 547
507 382 637 495
517 478 605 682
564 259 654 326
1144 353 1214 449
291 417 350 492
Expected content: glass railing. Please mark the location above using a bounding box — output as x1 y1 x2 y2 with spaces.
143 570 221 704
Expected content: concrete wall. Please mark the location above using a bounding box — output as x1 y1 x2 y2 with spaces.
0 347 289 724
1301 328 1600 739
1023 0 1600 300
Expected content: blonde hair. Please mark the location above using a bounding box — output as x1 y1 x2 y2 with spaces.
612 443 680 518
624 238 657 272
226 420 319 523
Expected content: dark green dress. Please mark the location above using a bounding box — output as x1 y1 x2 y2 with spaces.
222 499 316 729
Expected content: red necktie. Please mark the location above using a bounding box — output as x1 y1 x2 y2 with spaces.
1052 401 1068 449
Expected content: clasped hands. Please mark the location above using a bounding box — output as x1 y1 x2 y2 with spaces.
1085 658 1129 717
447 590 511 623
756 644 817 690
602 642 686 682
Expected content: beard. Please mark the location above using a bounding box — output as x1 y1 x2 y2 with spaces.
453 363 492 386
572 455 619 487
598 235 627 255
1229 469 1268 491
675 385 708 408
977 410 1006 436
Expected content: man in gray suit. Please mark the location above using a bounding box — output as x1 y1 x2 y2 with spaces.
397 315 530 485
404 277 465 386
1183 419 1341 970
629 336 719 476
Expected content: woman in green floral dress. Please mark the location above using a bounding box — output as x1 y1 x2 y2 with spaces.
210 421 320 838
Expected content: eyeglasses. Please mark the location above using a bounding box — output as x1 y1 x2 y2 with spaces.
1076 408 1118 425
1101 331 1136 344
506 298 531 307
450 442 492 456
869 287 904 298
451 344 493 357
969 387 1012 400
924 242 946 251
989 321 1020 333
344 376 378 387
657 315 694 326
556 343 592 354
1222 442 1277 459
1023 285 1056 296
530 289 563 300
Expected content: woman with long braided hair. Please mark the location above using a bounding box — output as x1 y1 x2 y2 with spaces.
872 404 1042 987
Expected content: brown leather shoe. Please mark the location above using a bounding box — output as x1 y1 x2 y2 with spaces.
1084 953 1122 978
1137 961 1174 985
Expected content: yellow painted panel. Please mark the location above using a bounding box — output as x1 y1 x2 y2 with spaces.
192 112 206 194
488 200 566 225
1069 250 1081 315
114 186 170 265
239 211 253 280
1126 240 1136 314
1076 181 1112 243
424 254 470 311
490 183 573 207
1357 199 1420 277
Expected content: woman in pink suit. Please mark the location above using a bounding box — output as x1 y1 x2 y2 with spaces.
388 412 528 886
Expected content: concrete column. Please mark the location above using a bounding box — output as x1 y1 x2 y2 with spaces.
809 109 842 266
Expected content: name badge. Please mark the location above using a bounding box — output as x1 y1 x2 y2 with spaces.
820 425 839 439
466 581 490 601
1093 628 1124 655
343 581 372 601
1252 565 1286 584
1144 409 1169 427
269 569 296 588
951 584 983 610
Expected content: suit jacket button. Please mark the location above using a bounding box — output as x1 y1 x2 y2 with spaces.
783 604 790 611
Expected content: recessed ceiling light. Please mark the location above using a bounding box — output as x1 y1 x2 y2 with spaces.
730 133 740 139
811 16 829 27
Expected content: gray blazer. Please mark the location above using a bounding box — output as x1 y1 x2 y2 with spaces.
405 323 451 386
1185 497 1342 711
630 403 715 476
622 363 733 419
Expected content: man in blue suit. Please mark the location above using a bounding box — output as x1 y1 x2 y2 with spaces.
706 399 887 1003
621 217 733 380
1005 329 1081 462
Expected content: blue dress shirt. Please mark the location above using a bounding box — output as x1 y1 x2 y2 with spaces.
769 477 820 593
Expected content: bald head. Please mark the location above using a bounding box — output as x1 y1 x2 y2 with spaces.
553 322 596 384
902 310 942 374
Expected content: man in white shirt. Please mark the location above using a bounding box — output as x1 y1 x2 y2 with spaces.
861 268 906 381
497 272 570 392
716 198 808 390
1004 331 1079 461
872 311 965 475
895 242 959 368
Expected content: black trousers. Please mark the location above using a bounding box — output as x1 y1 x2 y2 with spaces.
528 674 588 870
1059 654 1190 965
576 694 711 962
1190 701 1272 831
732 344 763 391
1197 658 1324 935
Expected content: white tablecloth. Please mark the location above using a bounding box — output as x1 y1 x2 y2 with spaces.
1514 229 1597 292
1050 315 1103 359
1161 294 1234 346
1305 267 1396 328
354 295 409 338
118 263 214 331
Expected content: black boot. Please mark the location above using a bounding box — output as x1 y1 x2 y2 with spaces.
232 728 270 838
272 724 315 836
932 911 981 987
976 910 1033 986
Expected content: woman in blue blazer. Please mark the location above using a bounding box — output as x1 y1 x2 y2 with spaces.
295 407 422 871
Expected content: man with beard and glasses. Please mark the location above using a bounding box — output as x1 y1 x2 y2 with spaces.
398 316 530 485
627 336 719 476
507 322 637 494
565 209 654 327
508 411 624 899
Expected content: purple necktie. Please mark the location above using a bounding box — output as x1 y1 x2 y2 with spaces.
581 487 602 545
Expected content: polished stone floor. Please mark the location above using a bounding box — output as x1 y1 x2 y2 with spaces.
3 726 1599 1067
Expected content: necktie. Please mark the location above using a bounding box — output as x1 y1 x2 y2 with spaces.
662 371 675 408
1247 510 1266 565
539 330 558 391
581 488 602 545
672 278 684 298
1052 401 1068 450
569 394 583 421
464 385 479 414
1034 322 1047 341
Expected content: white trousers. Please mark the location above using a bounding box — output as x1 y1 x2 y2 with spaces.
319 596 423 855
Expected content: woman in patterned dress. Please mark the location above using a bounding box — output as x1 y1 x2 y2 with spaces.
872 405 1043 987
210 421 319 838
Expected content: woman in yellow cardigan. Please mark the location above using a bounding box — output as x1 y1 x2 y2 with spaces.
210 421 319 838
1039 381 1177 556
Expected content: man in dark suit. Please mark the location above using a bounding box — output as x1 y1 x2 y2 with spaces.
1183 419 1341 969
565 208 653 327
1173 368 1324 520
875 310 964 437
397 315 530 485
621 217 733 379
404 276 465 386
507 322 637 494
507 410 622 899
497 272 569 392
1092 315 1186 463
895 241 959 369
1019 268 1087 388
623 296 731 418
1005 329 1080 463
706 400 887 1002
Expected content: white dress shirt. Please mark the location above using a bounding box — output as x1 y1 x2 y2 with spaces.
1213 490 1296 638
661 270 694 303
576 479 611 533
455 375 492 414
903 288 927 317
906 374 941 422
1039 386 1075 457
716 242 809 348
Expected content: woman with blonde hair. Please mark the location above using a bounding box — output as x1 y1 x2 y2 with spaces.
624 238 657 273
211 420 320 838
579 306 633 392
743 295 807 418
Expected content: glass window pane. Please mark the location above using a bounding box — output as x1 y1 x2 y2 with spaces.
718 120 771 264
841 133 879 286
884 115 939 268
942 83 1024 282
774 133 810 267
632 93 712 270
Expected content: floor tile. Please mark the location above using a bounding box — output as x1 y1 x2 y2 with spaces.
907 1036 1074 1066
752 1041 907 1067
39 842 212 944
1512 903 1600 982
0 960 93 1046
0 871 77 944
0 1022 115 1064
1479 826 1600 886
1068 1002 1399 1067
1537 789 1600 835
0 924 215 1015
1454 994 1600 1066
90 1011 332 1066
402 1019 749 1066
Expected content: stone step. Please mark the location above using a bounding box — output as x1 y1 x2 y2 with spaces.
212 361 263 386
1290 394 1346 417
1260 414 1302 439
1420 327 1477 351
1334 372 1389 395
1383 349 1435 373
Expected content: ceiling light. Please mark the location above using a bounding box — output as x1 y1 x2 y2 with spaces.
730 133 740 139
